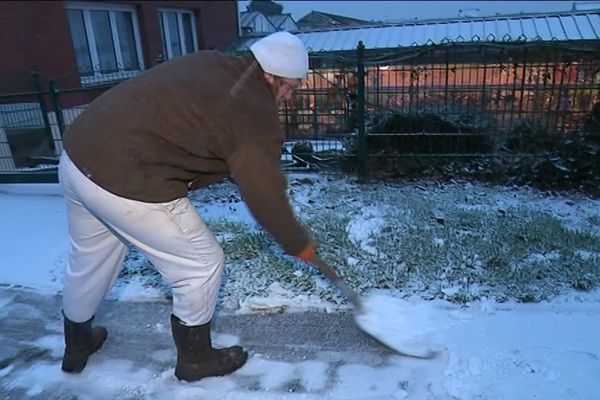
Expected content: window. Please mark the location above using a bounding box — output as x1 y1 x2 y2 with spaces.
66 3 144 85
158 9 198 60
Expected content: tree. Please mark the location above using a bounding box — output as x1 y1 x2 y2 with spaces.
248 0 283 15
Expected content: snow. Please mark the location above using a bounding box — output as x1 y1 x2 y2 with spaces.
346 206 386 255
1 177 600 399
354 293 443 358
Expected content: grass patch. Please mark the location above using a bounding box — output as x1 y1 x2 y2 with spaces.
119 179 600 308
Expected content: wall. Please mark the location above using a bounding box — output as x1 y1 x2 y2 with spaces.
0 1 80 93
135 1 239 67
0 0 239 96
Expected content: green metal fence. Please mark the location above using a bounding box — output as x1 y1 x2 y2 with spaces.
0 73 113 182
285 41 599 154
1 41 599 182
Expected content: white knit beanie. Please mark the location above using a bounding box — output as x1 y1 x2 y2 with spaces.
250 32 308 79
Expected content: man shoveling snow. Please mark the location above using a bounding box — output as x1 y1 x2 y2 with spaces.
58 32 319 382
57 30 439 383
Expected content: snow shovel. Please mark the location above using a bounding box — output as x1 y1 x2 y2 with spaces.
310 256 439 359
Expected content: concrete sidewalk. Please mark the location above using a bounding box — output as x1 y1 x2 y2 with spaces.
0 286 425 399
3 286 600 399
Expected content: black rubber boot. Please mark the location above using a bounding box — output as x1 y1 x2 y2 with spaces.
170 314 248 382
61 312 107 373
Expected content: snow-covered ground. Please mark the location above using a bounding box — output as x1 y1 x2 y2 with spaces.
1 176 599 399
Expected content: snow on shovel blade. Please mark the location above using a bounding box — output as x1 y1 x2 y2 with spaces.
310 257 440 358
353 293 440 359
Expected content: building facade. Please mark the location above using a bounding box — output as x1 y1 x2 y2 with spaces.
0 1 239 174
0 1 239 93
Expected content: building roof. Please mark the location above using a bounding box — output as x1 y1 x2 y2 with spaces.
268 14 294 29
239 11 277 31
234 9 600 53
297 11 371 30
239 10 298 35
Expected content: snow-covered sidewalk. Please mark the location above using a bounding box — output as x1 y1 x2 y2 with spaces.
1 182 599 399
1 286 599 399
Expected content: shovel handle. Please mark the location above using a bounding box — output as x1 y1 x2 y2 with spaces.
310 256 361 308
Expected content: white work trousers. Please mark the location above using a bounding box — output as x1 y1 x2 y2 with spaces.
58 151 224 326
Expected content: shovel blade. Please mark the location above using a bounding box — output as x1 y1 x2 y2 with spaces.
353 293 442 359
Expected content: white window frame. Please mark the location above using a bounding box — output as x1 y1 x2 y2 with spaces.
158 8 199 60
66 2 145 85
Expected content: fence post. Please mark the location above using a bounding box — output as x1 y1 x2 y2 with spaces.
356 41 367 180
31 72 55 152
48 80 65 139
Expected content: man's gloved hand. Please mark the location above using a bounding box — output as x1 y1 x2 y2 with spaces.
296 241 317 263
297 242 334 284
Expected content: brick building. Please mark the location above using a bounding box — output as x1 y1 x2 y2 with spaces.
0 1 239 174
0 0 239 94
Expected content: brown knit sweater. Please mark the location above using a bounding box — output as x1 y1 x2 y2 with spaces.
64 51 310 255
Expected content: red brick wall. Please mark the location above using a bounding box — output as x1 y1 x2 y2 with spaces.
0 1 80 93
135 1 239 68
0 0 239 98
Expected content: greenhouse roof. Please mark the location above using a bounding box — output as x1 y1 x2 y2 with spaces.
234 9 600 53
